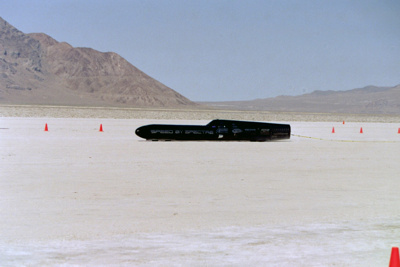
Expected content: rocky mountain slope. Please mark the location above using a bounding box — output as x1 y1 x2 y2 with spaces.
0 17 196 107
205 85 400 115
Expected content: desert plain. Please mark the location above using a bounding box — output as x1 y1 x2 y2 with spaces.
1 105 400 266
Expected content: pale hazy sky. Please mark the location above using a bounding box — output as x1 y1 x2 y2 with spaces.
1 0 400 101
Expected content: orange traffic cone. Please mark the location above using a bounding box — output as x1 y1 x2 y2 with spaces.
99 124 103 132
343 121 345 125
360 127 363 134
389 247 400 267
332 127 335 133
44 123 48 131
398 128 400 134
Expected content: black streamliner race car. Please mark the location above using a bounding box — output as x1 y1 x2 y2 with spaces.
135 119 290 141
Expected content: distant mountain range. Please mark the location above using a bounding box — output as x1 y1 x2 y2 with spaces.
0 17 196 107
1 16 399 114
204 84 400 115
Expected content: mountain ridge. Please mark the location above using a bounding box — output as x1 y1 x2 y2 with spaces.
203 84 400 115
0 17 196 107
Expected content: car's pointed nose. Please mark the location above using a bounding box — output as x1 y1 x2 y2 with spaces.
135 126 148 139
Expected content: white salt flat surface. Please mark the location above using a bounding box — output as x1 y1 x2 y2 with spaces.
1 118 400 266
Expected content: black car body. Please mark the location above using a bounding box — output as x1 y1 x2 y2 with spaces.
135 119 290 141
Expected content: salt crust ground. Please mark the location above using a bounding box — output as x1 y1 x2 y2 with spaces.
1 107 400 266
